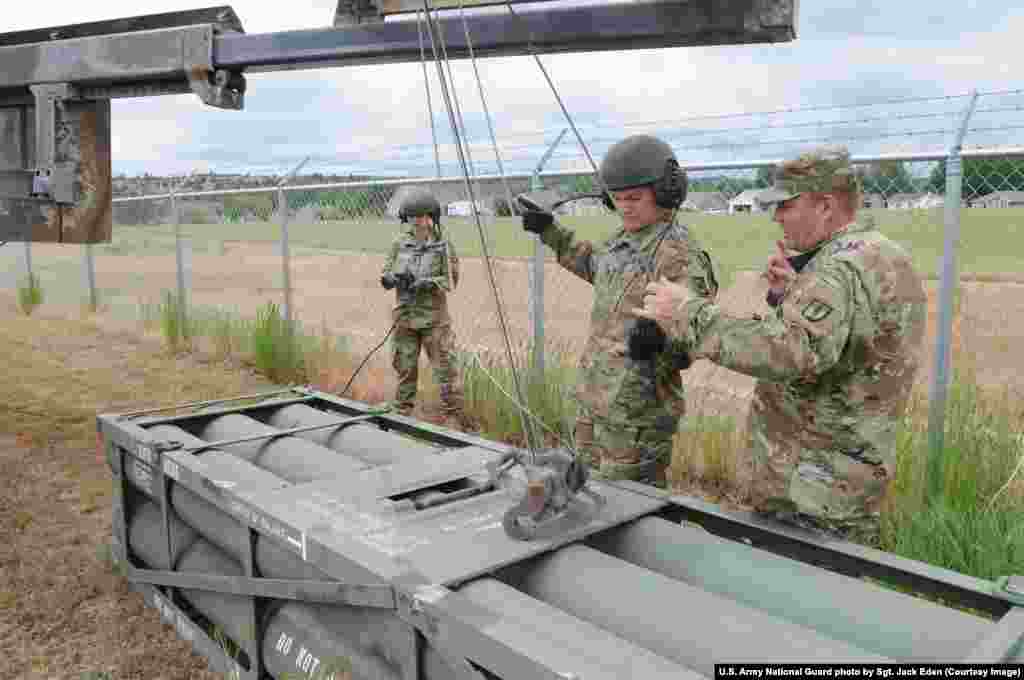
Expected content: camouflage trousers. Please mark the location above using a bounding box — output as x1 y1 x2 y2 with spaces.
756 502 882 547
573 415 677 488
391 324 463 415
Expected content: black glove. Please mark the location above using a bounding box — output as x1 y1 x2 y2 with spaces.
522 210 554 235
601 191 616 212
626 318 668 361
381 274 397 290
394 272 415 290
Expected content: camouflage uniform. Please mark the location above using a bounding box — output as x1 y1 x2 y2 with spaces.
537 217 718 485
381 220 463 416
665 147 927 543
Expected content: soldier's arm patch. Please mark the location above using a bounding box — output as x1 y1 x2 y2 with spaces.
801 299 834 323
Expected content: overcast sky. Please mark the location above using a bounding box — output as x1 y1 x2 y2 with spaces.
5 1 1022 178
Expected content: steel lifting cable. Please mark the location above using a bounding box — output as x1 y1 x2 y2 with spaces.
501 3 685 309
424 7 478 181
416 10 443 178
419 1 541 458
454 0 590 459
426 1 495 240
456 0 519 218
428 3 542 454
503 2 615 206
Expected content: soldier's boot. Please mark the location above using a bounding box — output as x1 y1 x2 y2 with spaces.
593 458 667 487
572 418 596 468
392 381 416 417
437 383 465 428
592 427 673 488
822 514 882 548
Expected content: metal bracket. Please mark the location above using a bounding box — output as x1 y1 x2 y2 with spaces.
962 606 1024 662
183 24 245 110
27 83 78 204
396 585 490 680
497 448 606 541
333 0 386 26
126 564 397 609
996 575 1024 606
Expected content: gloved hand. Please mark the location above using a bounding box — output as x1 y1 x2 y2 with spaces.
626 318 667 361
394 272 415 290
521 210 554 235
381 274 397 290
601 191 616 212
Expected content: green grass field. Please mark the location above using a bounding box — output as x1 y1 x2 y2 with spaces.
110 207 1024 286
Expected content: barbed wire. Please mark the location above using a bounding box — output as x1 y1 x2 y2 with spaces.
180 89 1024 167
110 87 1024 179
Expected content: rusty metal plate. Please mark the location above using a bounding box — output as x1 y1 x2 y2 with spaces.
0 99 111 243
58 98 112 243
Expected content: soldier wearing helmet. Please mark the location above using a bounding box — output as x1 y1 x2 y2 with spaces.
633 145 927 545
381 188 463 421
518 134 718 487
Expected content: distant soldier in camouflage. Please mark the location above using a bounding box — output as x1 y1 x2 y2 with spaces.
632 145 927 544
518 134 718 486
381 189 463 420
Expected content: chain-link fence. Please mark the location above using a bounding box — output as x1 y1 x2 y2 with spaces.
4 88 1024 453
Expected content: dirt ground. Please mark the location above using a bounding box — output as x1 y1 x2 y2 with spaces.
3 243 1024 679
69 240 1024 418
0 298 275 680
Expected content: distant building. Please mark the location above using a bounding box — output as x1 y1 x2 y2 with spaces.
972 190 1024 208
862 193 885 209
682 191 729 214
555 197 606 216
887 192 944 209
446 200 494 217
728 189 765 214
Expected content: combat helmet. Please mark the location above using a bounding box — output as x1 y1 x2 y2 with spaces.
399 188 442 224
599 134 687 209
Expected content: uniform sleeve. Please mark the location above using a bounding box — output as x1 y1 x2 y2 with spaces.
538 221 596 284
381 236 400 277
652 233 718 300
652 231 718 368
676 263 854 382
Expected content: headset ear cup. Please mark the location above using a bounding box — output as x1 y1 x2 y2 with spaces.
655 158 685 209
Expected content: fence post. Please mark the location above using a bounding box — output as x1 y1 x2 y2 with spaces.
170 188 188 333
84 243 97 310
926 90 979 507
528 174 546 379
23 240 33 282
526 130 567 379
277 157 311 333
278 184 292 329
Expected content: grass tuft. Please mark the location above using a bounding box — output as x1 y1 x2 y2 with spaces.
16 272 44 315
456 340 578 448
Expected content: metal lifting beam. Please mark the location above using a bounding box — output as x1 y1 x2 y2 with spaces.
0 1 796 95
217 0 798 74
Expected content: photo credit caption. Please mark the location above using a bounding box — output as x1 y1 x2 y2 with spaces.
716 665 1023 679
